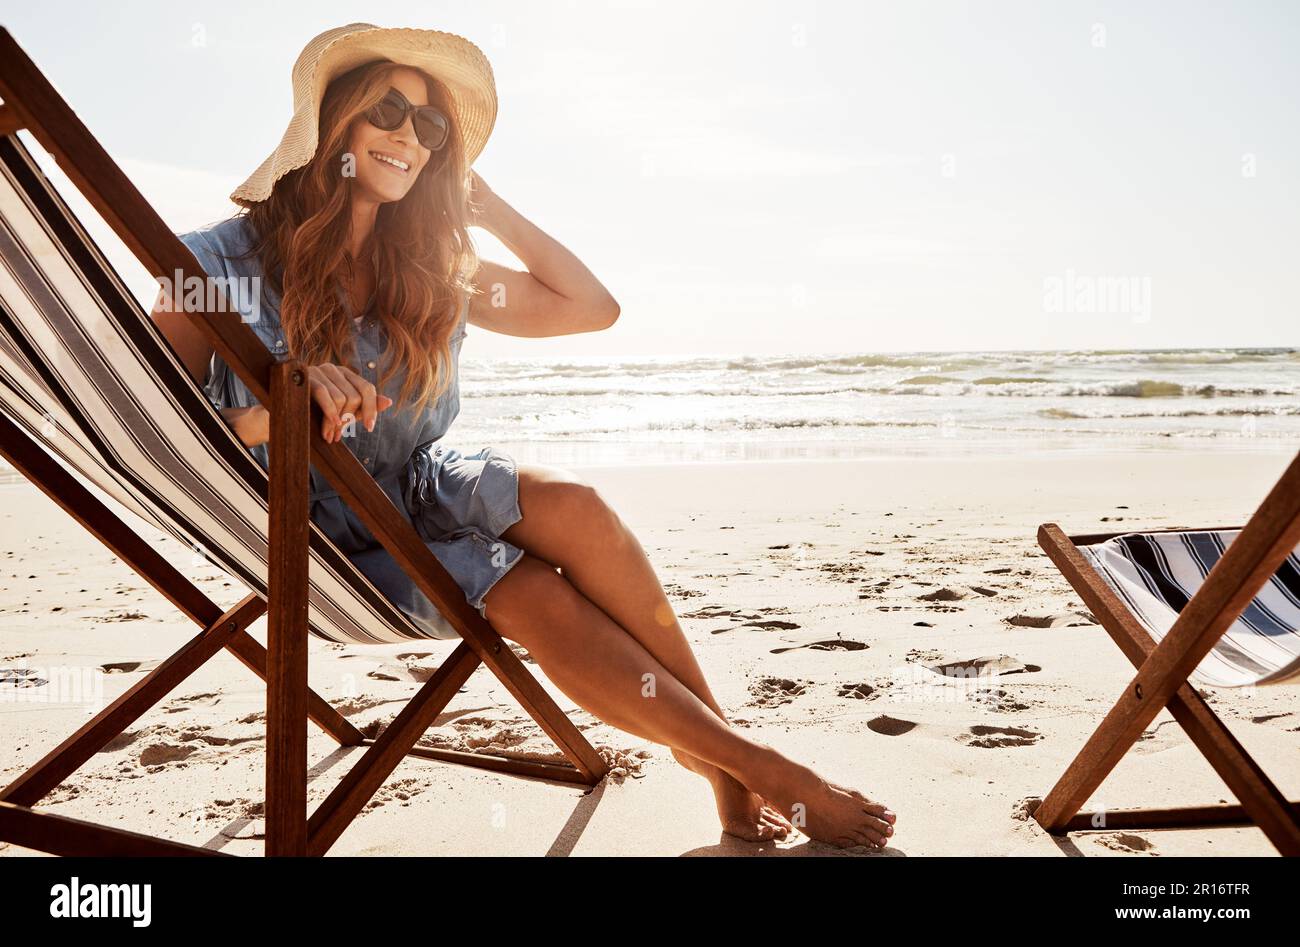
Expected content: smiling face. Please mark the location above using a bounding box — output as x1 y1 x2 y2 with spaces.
347 66 440 205
252 58 477 421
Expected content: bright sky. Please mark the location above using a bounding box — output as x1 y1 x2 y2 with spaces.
3 0 1297 358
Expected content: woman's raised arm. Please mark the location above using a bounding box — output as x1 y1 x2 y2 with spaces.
465 172 619 338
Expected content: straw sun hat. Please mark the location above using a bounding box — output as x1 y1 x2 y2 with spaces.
231 22 498 206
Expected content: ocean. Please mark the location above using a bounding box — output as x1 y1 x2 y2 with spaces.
453 347 1300 466
2 347 1295 485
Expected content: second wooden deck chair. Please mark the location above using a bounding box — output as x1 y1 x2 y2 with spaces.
0 28 606 857
1033 450 1300 855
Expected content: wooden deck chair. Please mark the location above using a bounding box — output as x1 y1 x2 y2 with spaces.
1033 450 1300 855
0 28 606 857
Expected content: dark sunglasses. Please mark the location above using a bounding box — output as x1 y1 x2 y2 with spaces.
365 88 450 152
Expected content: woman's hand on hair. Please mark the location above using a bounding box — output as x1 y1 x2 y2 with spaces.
305 363 393 443
468 170 498 224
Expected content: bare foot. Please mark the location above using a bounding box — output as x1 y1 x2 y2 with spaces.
673 748 793 842
748 752 896 850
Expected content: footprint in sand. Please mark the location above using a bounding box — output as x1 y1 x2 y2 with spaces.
448 716 533 752
960 725 1042 748
867 714 918 736
1095 833 1158 855
362 776 432 812
1011 796 1042 822
770 639 868 654
746 677 809 708
139 741 200 767
837 682 876 700
968 688 1033 712
906 648 945 663
712 619 801 635
331 695 389 717
919 587 965 602
176 727 261 748
1249 711 1295 727
0 668 47 688
101 728 145 752
44 783 84 804
367 656 442 683
1133 719 1181 754
163 692 221 713
876 604 962 613
100 660 162 674
818 562 870 582
682 605 762 620
420 716 649 784
1005 612 1097 628
927 655 1041 678
858 580 891 600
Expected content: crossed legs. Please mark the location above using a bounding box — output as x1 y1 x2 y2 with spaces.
483 464 896 848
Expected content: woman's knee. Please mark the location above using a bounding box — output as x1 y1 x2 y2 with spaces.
517 465 618 529
482 554 585 641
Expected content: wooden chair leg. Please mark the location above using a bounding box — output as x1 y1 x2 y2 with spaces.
0 594 265 807
1036 521 1300 855
222 630 363 746
308 634 611 854
307 642 481 855
470 632 609 783
0 407 363 747
396 745 593 785
265 361 310 857
0 800 231 857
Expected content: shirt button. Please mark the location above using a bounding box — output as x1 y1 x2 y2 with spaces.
363 457 372 465
274 339 285 349
367 361 376 370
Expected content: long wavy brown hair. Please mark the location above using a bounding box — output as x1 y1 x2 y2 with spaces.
242 60 478 415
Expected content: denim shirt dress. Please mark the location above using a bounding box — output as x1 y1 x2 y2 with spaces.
177 216 524 639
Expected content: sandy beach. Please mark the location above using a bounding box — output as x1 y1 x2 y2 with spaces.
1 446 1295 857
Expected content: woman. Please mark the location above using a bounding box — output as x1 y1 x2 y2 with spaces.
154 23 895 849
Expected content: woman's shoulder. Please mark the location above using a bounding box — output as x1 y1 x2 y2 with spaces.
176 216 261 277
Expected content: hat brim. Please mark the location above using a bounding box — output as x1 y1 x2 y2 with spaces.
231 23 497 207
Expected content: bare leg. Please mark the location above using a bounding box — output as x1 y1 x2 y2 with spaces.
501 465 789 839
490 522 896 848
